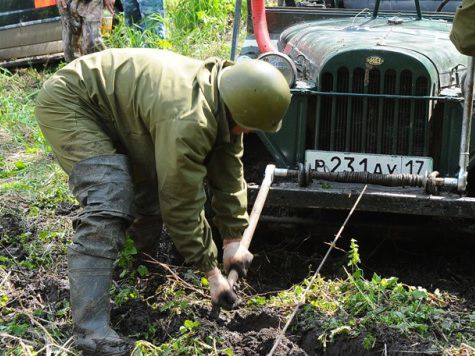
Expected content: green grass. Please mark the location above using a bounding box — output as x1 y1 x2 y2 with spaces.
105 0 244 58
0 67 71 207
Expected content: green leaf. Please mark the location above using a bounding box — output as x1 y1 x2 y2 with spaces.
24 147 40 154
352 268 363 280
223 348 234 356
0 294 8 307
413 323 429 333
183 319 200 329
248 295 267 306
14 161 26 170
122 237 138 256
362 334 376 350
19 260 35 270
9 323 29 336
348 238 361 270
371 273 381 284
411 289 427 300
470 312 475 327
137 265 149 277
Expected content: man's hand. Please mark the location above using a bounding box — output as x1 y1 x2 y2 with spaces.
103 0 115 14
223 239 253 277
206 268 238 310
57 0 67 9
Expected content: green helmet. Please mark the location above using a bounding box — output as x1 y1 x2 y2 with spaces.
218 59 291 133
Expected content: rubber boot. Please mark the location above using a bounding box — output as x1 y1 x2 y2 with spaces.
69 248 133 355
68 155 135 355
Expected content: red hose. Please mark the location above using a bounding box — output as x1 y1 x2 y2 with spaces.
251 0 276 53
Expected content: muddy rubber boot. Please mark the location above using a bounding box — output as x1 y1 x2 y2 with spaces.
69 249 133 355
127 214 163 262
67 155 136 355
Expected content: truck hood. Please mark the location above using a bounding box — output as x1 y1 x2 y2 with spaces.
280 17 467 87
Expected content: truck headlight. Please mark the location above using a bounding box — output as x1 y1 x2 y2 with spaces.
258 52 297 88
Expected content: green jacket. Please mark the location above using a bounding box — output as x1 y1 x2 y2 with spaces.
38 48 249 271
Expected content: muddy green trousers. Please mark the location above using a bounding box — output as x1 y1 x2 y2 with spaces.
36 84 162 257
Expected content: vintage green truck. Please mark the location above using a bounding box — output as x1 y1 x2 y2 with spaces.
240 0 475 219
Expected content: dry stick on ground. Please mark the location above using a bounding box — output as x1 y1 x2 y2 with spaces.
429 316 450 343
268 185 368 356
0 270 11 288
18 299 76 355
144 255 209 299
61 337 75 351
37 342 77 356
460 343 475 353
0 333 36 346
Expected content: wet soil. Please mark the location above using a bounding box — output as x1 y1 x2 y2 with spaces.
1 208 474 355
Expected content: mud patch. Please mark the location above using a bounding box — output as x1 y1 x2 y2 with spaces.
0 212 37 264
55 202 80 216
227 310 280 332
113 299 163 337
229 327 305 356
224 310 306 355
41 276 70 304
300 330 377 356
0 213 27 238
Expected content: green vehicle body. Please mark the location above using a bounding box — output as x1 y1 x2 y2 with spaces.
241 2 475 218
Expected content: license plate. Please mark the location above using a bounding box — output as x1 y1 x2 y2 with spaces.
305 150 433 175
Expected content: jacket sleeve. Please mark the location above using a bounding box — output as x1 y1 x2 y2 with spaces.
155 119 218 272
206 134 249 240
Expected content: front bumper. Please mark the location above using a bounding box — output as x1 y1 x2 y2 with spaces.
248 181 475 219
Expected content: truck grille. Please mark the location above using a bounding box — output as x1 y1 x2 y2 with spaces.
315 67 431 156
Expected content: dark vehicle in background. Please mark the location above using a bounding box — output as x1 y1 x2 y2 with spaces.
0 0 62 67
241 0 475 222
